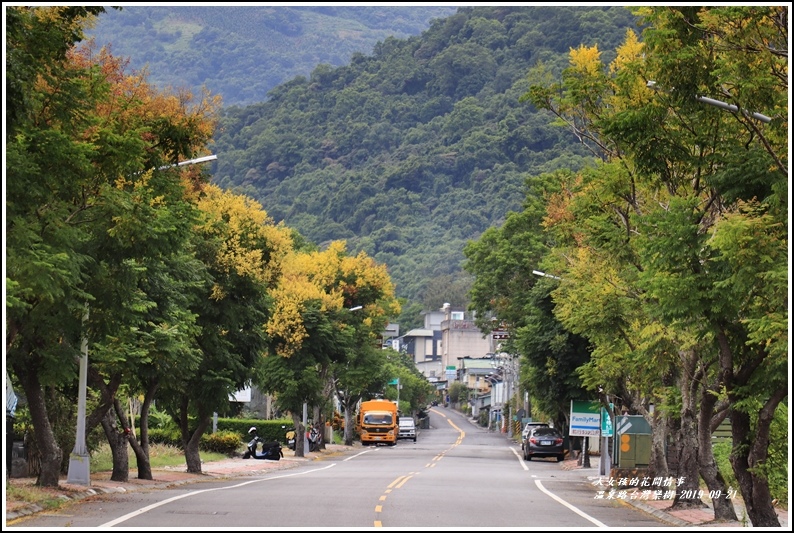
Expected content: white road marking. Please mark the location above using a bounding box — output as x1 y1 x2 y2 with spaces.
99 463 337 527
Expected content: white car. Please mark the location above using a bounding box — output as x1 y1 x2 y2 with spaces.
397 417 417 442
520 422 549 449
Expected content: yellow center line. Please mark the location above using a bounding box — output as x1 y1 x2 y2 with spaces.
376 418 465 527
387 476 406 489
395 474 414 488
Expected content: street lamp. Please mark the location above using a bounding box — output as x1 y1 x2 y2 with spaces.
157 154 218 170
646 81 771 123
67 154 217 485
66 305 90 485
532 269 561 280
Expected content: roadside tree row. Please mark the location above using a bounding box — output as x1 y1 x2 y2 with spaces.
465 6 787 527
5 6 406 485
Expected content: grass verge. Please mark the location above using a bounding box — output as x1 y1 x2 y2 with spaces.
6 443 232 510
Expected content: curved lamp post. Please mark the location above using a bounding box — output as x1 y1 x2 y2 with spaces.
67 155 217 485
646 81 771 123
532 269 561 280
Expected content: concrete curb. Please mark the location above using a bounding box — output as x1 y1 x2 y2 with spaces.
6 478 200 521
621 498 694 527
6 446 344 522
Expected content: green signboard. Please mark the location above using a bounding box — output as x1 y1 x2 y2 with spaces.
601 404 614 437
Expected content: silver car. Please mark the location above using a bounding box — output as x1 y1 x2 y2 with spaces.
397 417 417 442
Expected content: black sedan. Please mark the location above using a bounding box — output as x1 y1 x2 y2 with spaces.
523 427 565 462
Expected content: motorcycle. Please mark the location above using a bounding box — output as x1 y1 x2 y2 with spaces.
283 425 297 450
307 424 322 452
281 423 320 452
242 427 283 460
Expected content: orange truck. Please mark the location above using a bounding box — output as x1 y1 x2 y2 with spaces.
357 399 398 446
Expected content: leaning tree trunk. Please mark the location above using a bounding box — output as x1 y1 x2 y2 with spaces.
109 396 153 481
697 383 737 521
100 406 129 482
182 414 211 474
716 325 784 528
13 361 62 487
729 393 784 527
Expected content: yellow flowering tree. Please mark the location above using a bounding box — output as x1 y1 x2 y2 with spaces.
158 184 293 473
258 240 399 456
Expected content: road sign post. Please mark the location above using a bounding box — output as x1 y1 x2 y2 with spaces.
599 404 613 476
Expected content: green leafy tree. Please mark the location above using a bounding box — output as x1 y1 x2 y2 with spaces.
523 6 786 525
464 170 591 431
333 348 392 446
3 5 221 488
156 185 292 473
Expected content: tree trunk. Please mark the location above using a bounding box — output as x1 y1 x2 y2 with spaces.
292 414 305 458
340 393 357 446
85 367 120 436
312 404 326 451
670 355 706 511
715 327 783 527
111 396 153 481
184 436 202 474
100 407 129 482
130 381 159 480
672 405 706 510
729 394 784 527
13 361 62 487
697 384 737 521
182 415 211 474
648 409 669 480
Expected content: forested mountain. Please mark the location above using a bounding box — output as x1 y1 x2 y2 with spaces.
209 6 641 309
85 5 458 107
88 6 642 320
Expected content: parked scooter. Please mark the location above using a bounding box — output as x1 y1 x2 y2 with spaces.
283 425 297 450
307 424 322 452
280 423 320 452
243 427 283 460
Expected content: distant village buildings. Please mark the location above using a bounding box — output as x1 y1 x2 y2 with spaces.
241 303 512 423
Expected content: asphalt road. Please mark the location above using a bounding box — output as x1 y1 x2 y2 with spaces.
9 407 674 529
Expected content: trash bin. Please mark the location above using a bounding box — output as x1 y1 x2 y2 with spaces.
419 416 430 429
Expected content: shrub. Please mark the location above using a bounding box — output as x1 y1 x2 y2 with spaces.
147 428 181 447
200 430 243 456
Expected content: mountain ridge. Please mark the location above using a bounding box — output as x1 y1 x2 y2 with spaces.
87 6 643 324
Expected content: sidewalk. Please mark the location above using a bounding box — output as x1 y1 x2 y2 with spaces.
6 443 354 523
561 459 789 528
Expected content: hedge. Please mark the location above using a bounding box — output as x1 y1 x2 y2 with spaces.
141 418 295 456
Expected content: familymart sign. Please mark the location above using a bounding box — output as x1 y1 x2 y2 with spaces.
570 400 601 437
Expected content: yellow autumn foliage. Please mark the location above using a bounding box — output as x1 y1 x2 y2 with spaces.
266 240 396 358
610 29 644 75
568 44 602 76
196 184 293 288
